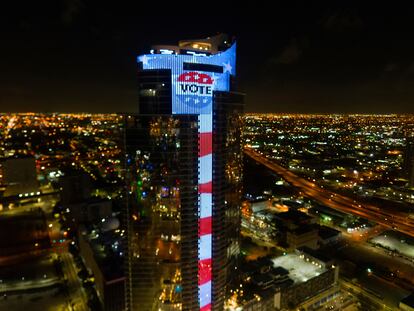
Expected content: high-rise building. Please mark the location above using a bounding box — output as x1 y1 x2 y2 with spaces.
124 34 244 311
403 137 414 188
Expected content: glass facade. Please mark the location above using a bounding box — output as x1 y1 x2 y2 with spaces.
125 115 199 311
210 91 244 310
125 37 244 311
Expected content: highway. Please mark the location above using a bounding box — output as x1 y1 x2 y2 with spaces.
244 148 414 238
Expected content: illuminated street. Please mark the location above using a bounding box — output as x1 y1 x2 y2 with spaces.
60 252 89 311
0 197 89 311
244 147 414 237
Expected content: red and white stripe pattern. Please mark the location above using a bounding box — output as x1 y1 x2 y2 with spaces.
198 113 212 311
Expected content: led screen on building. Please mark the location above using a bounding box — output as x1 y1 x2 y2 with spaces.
138 43 236 311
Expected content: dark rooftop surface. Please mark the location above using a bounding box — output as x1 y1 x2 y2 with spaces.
297 246 332 264
272 266 289 276
276 210 313 222
291 224 318 235
318 226 341 240
401 293 414 307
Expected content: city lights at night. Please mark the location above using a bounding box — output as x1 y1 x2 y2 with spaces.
1 2 414 311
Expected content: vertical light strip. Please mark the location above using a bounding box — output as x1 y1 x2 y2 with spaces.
198 113 212 311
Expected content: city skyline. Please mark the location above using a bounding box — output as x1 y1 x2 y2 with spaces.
1 4 414 311
1 112 413 310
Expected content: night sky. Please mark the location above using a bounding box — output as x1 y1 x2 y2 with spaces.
2 1 414 113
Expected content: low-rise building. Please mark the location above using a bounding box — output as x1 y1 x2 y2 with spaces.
287 225 319 250
0 156 39 197
318 226 342 246
296 246 336 270
78 224 125 311
229 252 339 311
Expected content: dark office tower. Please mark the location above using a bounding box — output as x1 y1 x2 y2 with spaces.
124 34 244 311
403 138 414 187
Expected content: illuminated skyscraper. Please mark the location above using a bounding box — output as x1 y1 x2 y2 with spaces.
124 34 244 311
